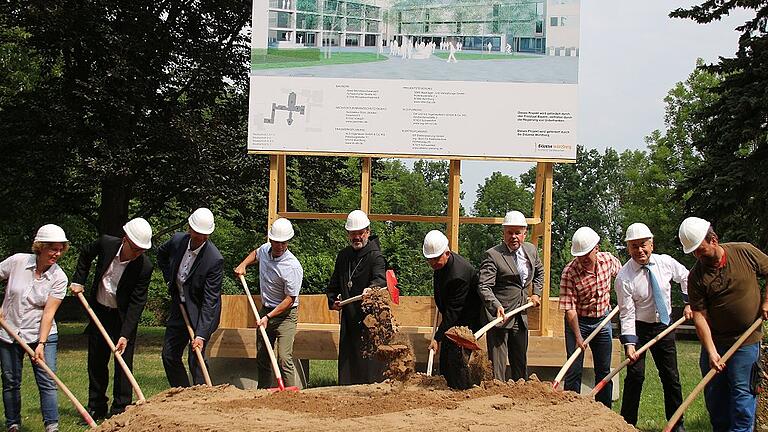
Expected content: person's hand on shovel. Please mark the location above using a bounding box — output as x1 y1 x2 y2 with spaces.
115 337 128 355
69 283 85 295
429 339 439 353
497 306 507 323
258 315 270 329
32 342 46 364
625 344 639 364
191 337 205 351
708 350 725 373
528 295 541 307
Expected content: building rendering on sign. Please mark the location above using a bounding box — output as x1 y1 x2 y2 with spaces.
265 0 578 55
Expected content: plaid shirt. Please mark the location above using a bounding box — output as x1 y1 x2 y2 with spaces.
559 252 621 317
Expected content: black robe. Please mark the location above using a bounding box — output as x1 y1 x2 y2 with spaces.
327 236 387 385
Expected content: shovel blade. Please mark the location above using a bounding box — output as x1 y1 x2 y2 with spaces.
268 386 300 393
386 270 400 305
445 332 481 351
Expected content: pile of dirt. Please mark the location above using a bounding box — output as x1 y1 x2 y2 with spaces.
360 287 398 358
95 378 637 431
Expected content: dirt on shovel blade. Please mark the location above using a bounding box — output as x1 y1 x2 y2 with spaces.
360 287 398 358
441 326 492 389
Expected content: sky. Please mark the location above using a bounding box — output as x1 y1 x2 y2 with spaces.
457 0 754 211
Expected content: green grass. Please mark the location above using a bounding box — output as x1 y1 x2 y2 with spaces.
2 325 711 431
251 48 388 70
613 340 710 431
432 51 537 61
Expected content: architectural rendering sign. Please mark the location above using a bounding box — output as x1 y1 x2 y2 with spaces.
248 0 579 161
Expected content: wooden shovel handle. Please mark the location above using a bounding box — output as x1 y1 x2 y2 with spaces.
662 318 763 432
474 302 535 341
178 304 213 386
553 306 620 389
337 294 363 307
76 293 146 402
426 309 440 376
238 275 285 390
590 316 686 397
0 316 97 428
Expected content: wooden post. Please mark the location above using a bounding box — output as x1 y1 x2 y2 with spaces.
540 162 554 337
268 155 279 232
530 162 546 247
361 157 372 213
278 154 287 214
446 160 461 252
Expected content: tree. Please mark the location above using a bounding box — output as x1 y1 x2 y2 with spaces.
0 1 263 249
670 3 768 248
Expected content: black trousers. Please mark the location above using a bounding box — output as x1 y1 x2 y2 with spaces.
87 303 136 413
620 321 684 428
162 324 210 387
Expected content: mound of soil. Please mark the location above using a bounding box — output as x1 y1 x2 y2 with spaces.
96 378 637 432
376 336 415 381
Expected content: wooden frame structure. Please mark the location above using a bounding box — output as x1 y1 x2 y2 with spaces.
266 154 556 336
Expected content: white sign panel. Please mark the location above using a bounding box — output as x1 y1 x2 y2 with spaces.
249 0 580 161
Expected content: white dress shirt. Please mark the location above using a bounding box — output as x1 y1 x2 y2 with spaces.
615 253 689 345
96 245 130 308
0 254 67 344
176 240 205 303
506 244 530 286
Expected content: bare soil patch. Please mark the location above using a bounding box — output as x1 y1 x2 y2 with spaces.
96 377 637 432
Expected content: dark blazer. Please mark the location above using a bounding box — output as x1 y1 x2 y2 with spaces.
477 242 544 330
71 235 153 339
433 253 482 342
157 232 223 340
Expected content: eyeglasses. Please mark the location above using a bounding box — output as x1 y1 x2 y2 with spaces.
125 239 146 253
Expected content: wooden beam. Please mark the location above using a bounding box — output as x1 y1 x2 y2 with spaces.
459 216 541 225
531 162 546 246
278 211 449 223
360 157 372 212
540 162 554 337
278 154 287 213
247 150 576 164
446 160 461 251
268 155 279 230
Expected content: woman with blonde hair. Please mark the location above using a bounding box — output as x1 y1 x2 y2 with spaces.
0 224 70 432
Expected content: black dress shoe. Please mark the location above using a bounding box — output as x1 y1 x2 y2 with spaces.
83 408 107 425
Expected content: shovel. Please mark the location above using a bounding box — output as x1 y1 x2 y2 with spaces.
0 315 97 429
426 309 440 376
76 293 146 402
338 269 400 307
590 316 686 397
552 306 620 390
662 317 763 432
445 301 535 350
178 303 213 386
238 275 299 392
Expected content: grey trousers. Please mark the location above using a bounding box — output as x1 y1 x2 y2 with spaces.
486 315 528 381
257 306 301 389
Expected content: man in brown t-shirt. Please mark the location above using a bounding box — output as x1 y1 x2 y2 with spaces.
679 216 768 432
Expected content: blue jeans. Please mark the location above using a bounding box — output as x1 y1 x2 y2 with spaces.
0 334 59 427
699 341 759 432
564 313 613 408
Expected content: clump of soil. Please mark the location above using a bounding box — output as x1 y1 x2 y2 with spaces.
360 287 398 358
95 380 637 431
376 335 415 381
445 325 477 348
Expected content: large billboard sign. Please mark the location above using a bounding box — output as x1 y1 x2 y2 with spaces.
248 0 579 161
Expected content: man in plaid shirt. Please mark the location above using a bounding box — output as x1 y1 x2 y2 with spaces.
559 226 621 407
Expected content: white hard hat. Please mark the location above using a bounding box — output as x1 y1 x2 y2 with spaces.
422 230 449 259
188 208 215 235
123 217 153 249
502 210 527 226
34 224 68 243
344 210 370 231
571 227 600 257
624 223 654 242
268 218 295 242
679 217 710 254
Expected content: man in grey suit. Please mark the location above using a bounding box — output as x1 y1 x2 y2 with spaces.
478 210 544 381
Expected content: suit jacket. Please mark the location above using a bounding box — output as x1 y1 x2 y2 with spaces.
477 242 544 330
71 235 153 339
433 253 482 342
157 232 223 340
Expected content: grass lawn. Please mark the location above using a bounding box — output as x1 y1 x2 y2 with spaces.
251 48 388 70
432 51 537 61
1 325 711 431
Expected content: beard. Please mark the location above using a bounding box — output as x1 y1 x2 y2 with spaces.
351 237 369 250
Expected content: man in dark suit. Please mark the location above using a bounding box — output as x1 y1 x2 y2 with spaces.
422 230 482 389
477 210 544 381
70 218 154 419
157 208 224 387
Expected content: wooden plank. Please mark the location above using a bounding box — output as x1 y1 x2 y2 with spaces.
530 162 546 246
298 296 340 325
248 150 577 164
459 216 542 225
361 157 372 213
391 296 436 327
447 160 461 251
268 155 279 227
278 212 449 223
540 162 554 337
278 154 287 213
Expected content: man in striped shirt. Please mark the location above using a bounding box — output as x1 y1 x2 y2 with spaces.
559 227 621 407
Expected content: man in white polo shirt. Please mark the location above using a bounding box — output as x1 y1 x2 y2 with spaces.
235 218 303 389
615 223 690 432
